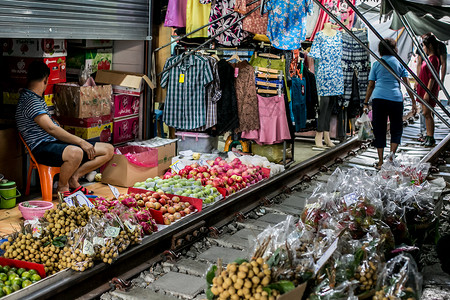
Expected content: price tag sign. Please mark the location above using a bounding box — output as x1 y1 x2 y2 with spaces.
124 220 136 233
170 160 183 174
64 191 94 208
314 238 339 275
82 240 94 256
198 160 210 167
108 184 121 199
105 226 120 238
93 237 105 247
343 192 358 207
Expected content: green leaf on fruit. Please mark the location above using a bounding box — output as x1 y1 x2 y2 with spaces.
265 281 295 294
206 287 214 300
206 265 217 285
267 248 281 268
233 258 248 265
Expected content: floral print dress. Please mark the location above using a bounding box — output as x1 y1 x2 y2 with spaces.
309 31 344 96
207 0 248 46
264 0 313 50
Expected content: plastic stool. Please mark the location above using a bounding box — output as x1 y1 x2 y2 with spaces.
154 109 165 138
19 134 60 202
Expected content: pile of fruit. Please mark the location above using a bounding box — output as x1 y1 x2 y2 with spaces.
133 176 222 204
95 191 197 226
164 157 268 195
0 265 42 296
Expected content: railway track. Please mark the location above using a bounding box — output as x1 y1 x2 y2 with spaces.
5 106 450 300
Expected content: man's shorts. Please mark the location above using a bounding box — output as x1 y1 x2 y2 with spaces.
32 140 96 167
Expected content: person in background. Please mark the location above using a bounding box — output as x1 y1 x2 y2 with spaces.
15 61 114 197
364 38 417 169
416 33 446 143
417 35 441 147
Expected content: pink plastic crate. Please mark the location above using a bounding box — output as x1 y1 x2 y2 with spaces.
113 94 140 118
113 115 139 145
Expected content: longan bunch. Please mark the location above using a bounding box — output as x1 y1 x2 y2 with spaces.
63 230 95 272
115 230 131 253
355 261 377 292
373 287 416 300
1 233 42 263
44 204 103 237
210 258 280 300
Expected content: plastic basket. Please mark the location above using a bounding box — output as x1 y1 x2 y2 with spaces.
18 201 54 220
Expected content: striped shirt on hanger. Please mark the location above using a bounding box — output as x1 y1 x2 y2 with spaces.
161 54 214 130
15 89 58 151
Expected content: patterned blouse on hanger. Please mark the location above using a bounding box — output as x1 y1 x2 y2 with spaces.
208 0 248 46
309 31 344 96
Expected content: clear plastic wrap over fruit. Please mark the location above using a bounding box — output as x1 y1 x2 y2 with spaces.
374 254 422 300
378 155 430 186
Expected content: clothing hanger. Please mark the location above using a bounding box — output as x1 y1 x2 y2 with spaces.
256 72 282 80
254 66 279 74
227 48 241 62
211 50 220 61
258 52 281 60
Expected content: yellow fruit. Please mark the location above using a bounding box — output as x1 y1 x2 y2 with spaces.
238 271 247 279
231 274 238 283
244 279 252 288
239 265 249 273
211 287 219 295
256 258 264 265
252 276 261 285
262 276 270 286
228 286 236 295
262 263 269 269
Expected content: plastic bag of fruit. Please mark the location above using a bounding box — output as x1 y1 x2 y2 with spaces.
402 182 437 226
88 215 121 265
118 209 143 245
379 155 430 186
64 225 96 272
374 254 422 300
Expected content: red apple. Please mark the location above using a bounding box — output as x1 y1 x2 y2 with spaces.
184 202 190 207
179 211 186 217
198 166 207 173
174 204 181 211
154 202 162 210
227 178 234 186
152 192 161 199
168 215 175 222
161 194 169 200
135 194 142 200
146 192 152 196
157 190 165 195
137 200 145 207
160 206 168 214
163 217 171 225
142 196 148 202
190 163 199 168
159 199 166 205
180 203 186 210
235 176 243 183
184 208 191 215
172 196 180 203
167 200 174 206
174 212 182 220
150 198 157 203
129 193 135 198
189 205 195 211
167 207 176 214
145 202 155 209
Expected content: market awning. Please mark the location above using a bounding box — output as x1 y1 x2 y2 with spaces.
390 12 450 41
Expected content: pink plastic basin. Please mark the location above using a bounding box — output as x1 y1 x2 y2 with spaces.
18 201 54 220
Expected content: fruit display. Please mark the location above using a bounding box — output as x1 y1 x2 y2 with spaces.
133 177 223 204
207 258 293 300
163 157 269 195
0 264 42 296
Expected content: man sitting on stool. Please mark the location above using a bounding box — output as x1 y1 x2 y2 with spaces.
15 61 114 197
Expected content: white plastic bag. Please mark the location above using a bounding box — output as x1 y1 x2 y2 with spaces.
356 113 374 141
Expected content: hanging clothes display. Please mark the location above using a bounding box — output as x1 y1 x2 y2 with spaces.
309 31 344 96
186 0 211 38
193 55 222 131
304 69 319 120
310 0 356 42
290 77 308 131
264 0 313 50
250 54 291 102
215 59 240 134
208 0 248 46
234 0 269 36
232 60 260 132
161 54 213 130
164 0 187 28
342 30 371 119
241 94 291 145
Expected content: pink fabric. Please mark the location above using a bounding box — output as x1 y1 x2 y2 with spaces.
164 0 187 28
310 0 356 41
241 94 291 145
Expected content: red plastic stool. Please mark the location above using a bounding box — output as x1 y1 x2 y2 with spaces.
19 134 60 202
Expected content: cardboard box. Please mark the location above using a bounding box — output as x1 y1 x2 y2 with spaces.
95 70 155 96
54 83 112 118
102 141 176 187
58 115 113 143
2 38 67 58
113 94 140 118
68 39 113 49
278 283 307 300
66 48 113 75
5 56 66 85
112 115 139 145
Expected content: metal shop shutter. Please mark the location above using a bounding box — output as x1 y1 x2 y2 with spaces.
0 0 149 40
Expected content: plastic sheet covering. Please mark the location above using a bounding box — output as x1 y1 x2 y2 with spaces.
115 145 158 168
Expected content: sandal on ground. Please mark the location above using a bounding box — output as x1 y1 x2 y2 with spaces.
71 186 94 195
417 137 425 142
373 162 382 170
61 191 73 198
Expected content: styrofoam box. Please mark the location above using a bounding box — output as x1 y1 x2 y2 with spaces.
175 132 218 154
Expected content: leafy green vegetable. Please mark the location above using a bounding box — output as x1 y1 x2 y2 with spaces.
265 281 295 294
206 287 214 300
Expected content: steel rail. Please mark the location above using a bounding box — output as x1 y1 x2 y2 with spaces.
312 0 450 128
12 137 360 300
345 0 450 120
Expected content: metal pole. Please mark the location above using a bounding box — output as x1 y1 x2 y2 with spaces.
396 10 450 102
154 0 260 53
146 0 154 139
157 2 264 77
311 0 450 128
344 0 450 119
